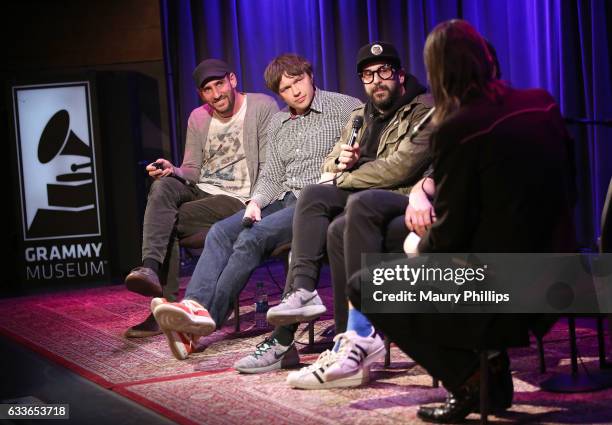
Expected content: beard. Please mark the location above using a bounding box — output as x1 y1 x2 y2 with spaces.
370 84 400 111
212 91 235 115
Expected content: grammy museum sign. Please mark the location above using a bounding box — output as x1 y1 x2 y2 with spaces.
12 81 109 284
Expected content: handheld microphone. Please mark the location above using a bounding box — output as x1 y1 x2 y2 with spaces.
347 116 364 147
242 216 255 228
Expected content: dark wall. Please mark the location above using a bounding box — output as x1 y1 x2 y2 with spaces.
3 0 163 70
3 0 170 290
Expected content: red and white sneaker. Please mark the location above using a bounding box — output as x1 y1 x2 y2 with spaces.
150 297 168 313
163 329 198 360
153 299 216 336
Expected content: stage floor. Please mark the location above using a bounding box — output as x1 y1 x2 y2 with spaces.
1 262 611 425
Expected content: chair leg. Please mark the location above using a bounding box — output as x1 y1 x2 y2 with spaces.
568 316 578 375
384 337 391 367
536 334 546 373
283 251 291 276
308 320 315 346
597 317 610 369
480 351 489 425
233 294 240 333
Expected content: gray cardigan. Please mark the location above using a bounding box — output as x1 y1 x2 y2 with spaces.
174 93 279 194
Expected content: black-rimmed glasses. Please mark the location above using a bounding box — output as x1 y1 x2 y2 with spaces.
358 65 395 84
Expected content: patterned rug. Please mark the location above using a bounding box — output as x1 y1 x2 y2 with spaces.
1 262 611 425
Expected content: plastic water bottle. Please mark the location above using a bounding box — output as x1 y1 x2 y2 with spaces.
254 281 269 329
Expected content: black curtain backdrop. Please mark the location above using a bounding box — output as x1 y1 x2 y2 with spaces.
161 0 612 249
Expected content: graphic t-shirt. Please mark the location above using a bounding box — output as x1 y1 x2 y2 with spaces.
197 97 250 202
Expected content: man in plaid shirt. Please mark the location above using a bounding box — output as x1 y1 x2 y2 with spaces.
150 53 361 360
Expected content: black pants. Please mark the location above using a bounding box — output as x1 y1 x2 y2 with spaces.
339 190 480 390
272 186 410 344
141 177 243 300
328 189 409 332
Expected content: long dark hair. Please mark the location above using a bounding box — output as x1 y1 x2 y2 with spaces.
424 19 503 124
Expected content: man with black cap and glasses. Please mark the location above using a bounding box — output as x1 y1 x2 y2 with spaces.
123 58 278 338
233 41 434 378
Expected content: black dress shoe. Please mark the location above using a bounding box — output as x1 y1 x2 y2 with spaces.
125 267 162 297
124 312 162 338
417 382 479 423
419 353 514 423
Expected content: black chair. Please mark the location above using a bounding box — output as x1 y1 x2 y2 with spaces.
540 177 612 392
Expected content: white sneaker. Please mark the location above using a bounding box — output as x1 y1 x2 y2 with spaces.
150 297 200 360
323 330 386 382
266 288 326 326
287 349 363 389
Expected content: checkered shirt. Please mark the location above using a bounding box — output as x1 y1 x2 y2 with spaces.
250 89 362 208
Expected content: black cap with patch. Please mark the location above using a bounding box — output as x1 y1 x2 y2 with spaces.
356 41 401 73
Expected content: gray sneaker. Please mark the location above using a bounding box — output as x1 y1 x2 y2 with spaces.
266 288 327 326
234 337 300 374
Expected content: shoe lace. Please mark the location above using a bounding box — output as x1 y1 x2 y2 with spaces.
299 349 337 373
253 337 277 358
280 289 298 302
333 333 357 361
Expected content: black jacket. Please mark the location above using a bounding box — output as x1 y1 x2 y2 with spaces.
415 86 576 349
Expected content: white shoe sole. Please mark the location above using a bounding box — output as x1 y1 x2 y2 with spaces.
234 358 285 374
288 368 370 389
150 298 166 313
162 329 194 360
266 305 327 326
153 304 215 336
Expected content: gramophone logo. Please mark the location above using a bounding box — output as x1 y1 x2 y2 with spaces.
13 83 101 240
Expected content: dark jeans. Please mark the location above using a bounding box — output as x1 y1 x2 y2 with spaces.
141 177 243 301
272 186 409 344
328 189 409 332
337 189 481 390
184 193 297 326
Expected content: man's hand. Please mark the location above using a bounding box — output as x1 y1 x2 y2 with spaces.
405 190 436 237
336 143 360 171
318 172 337 184
146 158 174 179
244 200 262 223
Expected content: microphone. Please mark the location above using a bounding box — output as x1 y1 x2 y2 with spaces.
347 116 364 147
241 216 255 228
330 116 364 175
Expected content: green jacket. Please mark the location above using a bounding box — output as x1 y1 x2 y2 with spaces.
322 93 434 194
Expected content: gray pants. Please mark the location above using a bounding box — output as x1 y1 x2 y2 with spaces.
141 177 244 301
